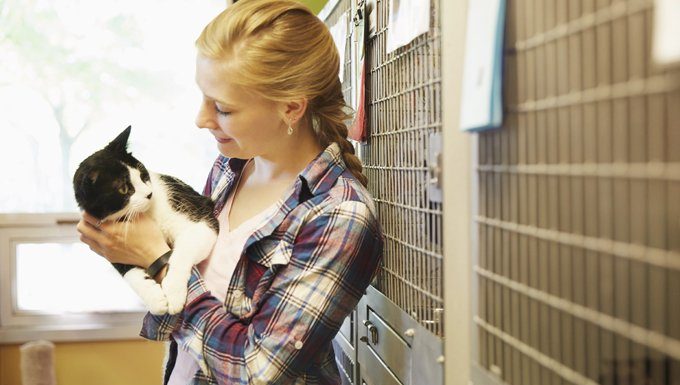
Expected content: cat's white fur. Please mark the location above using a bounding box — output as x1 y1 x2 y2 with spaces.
106 165 217 315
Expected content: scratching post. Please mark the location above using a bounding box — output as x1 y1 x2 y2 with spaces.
20 340 57 385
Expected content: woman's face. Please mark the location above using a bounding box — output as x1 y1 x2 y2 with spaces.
194 54 287 159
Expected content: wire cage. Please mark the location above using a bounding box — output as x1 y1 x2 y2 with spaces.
475 0 680 384
323 0 445 382
323 0 353 107
361 0 445 338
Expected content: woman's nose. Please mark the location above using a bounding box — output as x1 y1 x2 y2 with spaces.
195 103 218 130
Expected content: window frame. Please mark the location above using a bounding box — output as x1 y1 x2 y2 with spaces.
0 213 148 344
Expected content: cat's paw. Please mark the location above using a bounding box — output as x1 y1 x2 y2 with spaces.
146 291 169 315
162 279 188 315
123 267 169 315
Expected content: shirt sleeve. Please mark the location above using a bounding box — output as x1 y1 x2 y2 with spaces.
140 200 383 384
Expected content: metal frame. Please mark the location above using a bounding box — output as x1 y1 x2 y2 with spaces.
439 0 474 383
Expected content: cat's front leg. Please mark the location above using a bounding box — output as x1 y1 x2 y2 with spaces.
124 267 168 315
162 223 217 314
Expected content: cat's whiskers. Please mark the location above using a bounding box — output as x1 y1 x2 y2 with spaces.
120 202 147 243
120 211 130 243
121 209 135 243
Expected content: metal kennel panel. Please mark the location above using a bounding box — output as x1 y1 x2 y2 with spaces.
362 0 445 339
352 0 446 382
356 286 445 385
323 0 445 383
474 1 680 384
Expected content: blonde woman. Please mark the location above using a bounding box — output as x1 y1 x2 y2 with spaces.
76 0 383 383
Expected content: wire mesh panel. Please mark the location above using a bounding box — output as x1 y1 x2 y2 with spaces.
361 0 444 337
323 0 353 107
475 0 680 384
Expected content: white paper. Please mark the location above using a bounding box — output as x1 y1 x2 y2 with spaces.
367 0 378 38
386 0 431 53
329 12 348 81
653 0 680 65
459 0 505 131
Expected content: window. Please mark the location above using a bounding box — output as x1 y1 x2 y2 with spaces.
0 0 226 343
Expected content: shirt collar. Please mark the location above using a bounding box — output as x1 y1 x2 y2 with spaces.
296 142 345 199
211 142 345 211
255 143 348 266
208 143 348 267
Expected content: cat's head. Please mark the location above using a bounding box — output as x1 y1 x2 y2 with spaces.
73 126 153 221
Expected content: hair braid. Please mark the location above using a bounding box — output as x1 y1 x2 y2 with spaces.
311 82 368 187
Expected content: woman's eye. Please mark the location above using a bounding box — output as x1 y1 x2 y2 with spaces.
214 104 231 116
118 185 129 195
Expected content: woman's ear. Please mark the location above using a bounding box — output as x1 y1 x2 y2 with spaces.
281 98 308 125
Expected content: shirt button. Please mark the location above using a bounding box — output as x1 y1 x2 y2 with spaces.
294 340 303 350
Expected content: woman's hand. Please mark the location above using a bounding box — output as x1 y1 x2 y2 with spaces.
77 212 170 269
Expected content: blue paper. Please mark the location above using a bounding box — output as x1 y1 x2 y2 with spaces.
459 0 506 132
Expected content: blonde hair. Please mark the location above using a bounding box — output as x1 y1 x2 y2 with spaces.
196 0 367 186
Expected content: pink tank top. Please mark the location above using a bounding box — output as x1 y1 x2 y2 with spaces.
168 169 277 385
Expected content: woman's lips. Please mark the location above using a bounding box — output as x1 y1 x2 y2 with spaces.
215 136 232 143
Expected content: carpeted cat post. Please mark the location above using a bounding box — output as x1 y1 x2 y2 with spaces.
20 340 57 385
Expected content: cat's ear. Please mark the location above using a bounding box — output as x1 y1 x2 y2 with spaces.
105 125 132 153
73 167 98 206
87 170 99 184
76 168 99 190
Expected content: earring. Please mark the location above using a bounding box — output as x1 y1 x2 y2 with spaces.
287 120 294 135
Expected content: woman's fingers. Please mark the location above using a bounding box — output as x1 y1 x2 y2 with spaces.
82 212 101 228
81 234 104 256
77 212 166 267
78 227 105 257
78 213 117 240
77 216 110 258
77 217 102 238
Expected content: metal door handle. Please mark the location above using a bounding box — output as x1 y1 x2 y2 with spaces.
362 320 379 345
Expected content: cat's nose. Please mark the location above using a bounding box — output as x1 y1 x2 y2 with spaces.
146 192 153 199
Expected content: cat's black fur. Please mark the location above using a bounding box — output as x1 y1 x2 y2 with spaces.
159 174 218 232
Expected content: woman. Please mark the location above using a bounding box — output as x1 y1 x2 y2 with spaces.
76 0 383 384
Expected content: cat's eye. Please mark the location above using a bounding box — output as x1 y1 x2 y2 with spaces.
118 185 129 195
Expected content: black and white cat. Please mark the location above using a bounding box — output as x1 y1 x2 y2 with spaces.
73 126 218 314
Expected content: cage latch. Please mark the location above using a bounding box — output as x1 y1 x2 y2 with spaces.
429 152 442 188
428 132 443 202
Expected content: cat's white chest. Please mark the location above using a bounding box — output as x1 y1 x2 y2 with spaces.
148 174 184 242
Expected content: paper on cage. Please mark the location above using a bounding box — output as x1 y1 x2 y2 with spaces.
367 0 378 38
329 12 349 81
653 0 680 65
459 0 506 131
386 0 431 54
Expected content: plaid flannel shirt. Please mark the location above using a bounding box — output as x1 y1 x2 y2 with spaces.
140 143 384 385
